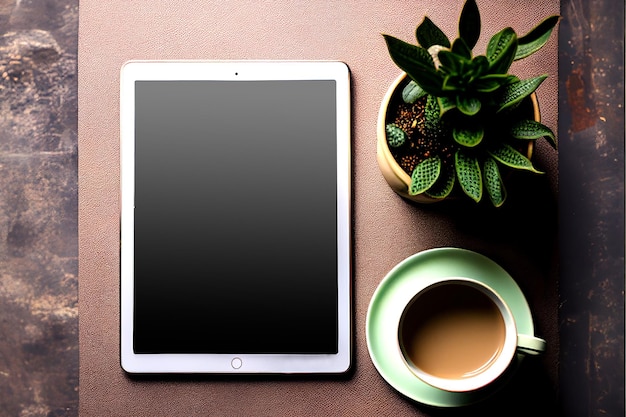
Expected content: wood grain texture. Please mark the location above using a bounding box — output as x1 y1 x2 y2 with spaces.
0 1 78 416
558 0 625 416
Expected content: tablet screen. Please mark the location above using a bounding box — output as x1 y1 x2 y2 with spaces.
120 61 351 373
134 80 338 354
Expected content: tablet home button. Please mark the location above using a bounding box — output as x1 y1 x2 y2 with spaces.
231 357 242 369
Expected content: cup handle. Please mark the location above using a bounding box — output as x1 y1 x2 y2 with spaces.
517 334 546 356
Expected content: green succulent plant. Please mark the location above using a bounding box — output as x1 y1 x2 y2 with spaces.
385 123 407 148
383 0 559 206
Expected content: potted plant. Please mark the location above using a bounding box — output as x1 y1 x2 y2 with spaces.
377 0 559 206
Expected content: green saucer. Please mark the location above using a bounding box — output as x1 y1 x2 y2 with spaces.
365 247 537 407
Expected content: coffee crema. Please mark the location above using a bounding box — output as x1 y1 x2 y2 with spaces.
400 283 506 380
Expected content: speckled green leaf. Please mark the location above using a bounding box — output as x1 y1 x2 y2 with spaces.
455 150 482 202
425 164 456 199
409 156 441 195
453 123 484 147
497 76 547 112
489 143 543 173
437 96 456 116
486 27 517 74
515 15 560 60
385 123 407 148
483 156 506 207
425 94 444 132
510 119 557 149
456 95 482 116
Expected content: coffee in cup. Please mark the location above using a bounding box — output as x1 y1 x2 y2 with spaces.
398 277 545 392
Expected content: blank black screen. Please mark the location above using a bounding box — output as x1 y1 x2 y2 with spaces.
133 80 338 354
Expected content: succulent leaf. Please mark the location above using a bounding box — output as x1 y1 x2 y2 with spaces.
385 123 407 148
483 156 507 207
455 95 481 116
416 16 451 49
473 74 511 92
426 164 456 199
451 38 472 60
453 122 484 146
489 143 543 173
410 157 441 195
402 80 427 103
458 0 481 50
424 94 443 132
438 50 464 75
455 149 482 202
384 35 445 95
515 15 560 60
503 75 521 85
469 55 489 77
510 119 557 149
497 75 547 112
437 96 456 116
486 27 518 74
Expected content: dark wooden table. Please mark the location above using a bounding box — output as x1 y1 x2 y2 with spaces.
558 0 624 415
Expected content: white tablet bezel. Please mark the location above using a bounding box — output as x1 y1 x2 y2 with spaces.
120 60 351 374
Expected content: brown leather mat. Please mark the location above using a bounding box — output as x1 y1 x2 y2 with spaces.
78 1 559 415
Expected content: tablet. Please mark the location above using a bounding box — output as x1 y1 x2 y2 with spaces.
119 61 352 374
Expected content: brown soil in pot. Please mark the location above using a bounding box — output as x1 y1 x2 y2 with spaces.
386 94 455 177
